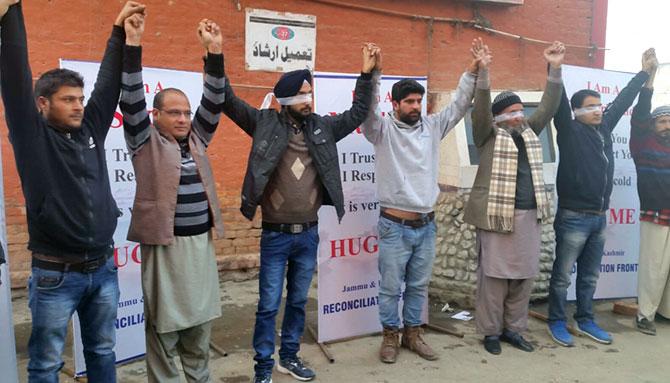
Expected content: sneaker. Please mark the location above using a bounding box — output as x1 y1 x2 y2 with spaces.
636 317 656 336
576 320 612 344
548 320 574 347
277 357 316 381
254 374 272 383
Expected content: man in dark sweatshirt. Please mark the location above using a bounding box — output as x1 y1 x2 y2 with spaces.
0 2 144 381
547 49 656 347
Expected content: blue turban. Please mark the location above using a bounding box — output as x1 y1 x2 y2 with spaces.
273 69 312 98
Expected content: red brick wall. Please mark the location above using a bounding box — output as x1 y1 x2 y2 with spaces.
1 0 604 287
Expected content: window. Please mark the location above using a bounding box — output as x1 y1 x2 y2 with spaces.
464 104 556 165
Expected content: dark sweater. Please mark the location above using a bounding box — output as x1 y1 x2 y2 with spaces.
511 133 537 210
630 87 670 211
554 71 649 212
0 4 122 259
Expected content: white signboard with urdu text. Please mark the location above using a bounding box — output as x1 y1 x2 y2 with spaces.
245 8 316 72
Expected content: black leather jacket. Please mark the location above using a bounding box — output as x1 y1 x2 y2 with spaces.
221 69 373 222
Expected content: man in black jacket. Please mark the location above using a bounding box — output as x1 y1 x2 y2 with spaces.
547 49 656 347
0 2 144 381
221 44 377 383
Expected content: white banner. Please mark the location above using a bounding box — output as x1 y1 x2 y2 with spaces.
562 65 640 299
0 139 19 383
314 72 428 343
245 8 316 72
61 60 205 375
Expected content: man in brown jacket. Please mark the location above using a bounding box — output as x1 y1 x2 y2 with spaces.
119 18 225 382
463 40 565 355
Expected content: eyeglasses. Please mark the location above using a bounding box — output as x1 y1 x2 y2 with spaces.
159 109 193 118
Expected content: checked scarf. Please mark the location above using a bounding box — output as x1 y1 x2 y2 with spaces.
486 125 551 232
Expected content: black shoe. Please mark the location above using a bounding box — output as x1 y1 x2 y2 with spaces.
254 374 272 383
500 330 534 352
277 357 316 381
483 336 501 355
636 317 656 336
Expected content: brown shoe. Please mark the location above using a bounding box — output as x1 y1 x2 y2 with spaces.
401 326 439 360
380 327 400 363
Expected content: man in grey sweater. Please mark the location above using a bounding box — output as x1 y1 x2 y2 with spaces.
362 42 482 363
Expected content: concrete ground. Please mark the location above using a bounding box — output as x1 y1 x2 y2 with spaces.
10 278 670 383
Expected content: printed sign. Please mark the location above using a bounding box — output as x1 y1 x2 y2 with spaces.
245 8 316 72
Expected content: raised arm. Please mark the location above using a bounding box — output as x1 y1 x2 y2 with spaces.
527 41 565 134
470 38 494 147
631 88 653 137
631 50 657 138
601 49 654 132
0 1 41 145
219 32 260 137
84 1 145 140
361 44 383 144
191 19 225 146
323 43 376 142
552 85 573 135
0 0 17 17
119 13 150 153
426 42 479 140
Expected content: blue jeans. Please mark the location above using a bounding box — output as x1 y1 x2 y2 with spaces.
377 216 436 328
28 254 119 383
548 208 606 323
253 226 318 376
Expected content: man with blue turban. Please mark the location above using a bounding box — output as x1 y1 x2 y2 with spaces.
221 44 379 383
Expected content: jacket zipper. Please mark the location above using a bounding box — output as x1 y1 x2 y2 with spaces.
596 128 608 211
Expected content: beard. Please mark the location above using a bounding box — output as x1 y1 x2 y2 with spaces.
657 130 670 146
398 110 421 125
287 104 311 122
497 119 523 135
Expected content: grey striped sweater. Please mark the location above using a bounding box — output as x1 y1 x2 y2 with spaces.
119 45 225 236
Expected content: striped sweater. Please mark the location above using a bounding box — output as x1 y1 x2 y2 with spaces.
630 87 670 222
119 45 225 236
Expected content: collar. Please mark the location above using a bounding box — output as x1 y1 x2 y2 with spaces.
389 111 421 129
282 109 307 134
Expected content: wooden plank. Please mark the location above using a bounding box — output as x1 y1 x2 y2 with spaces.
612 301 638 317
424 323 464 338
